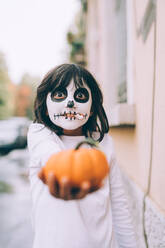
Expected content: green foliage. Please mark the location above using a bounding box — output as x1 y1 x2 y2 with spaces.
118 82 127 103
79 0 87 12
66 5 87 66
18 73 40 120
0 52 13 120
0 181 13 194
0 52 40 120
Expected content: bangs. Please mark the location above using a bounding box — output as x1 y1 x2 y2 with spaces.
50 65 88 95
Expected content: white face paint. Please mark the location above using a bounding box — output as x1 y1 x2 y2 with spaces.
46 80 92 131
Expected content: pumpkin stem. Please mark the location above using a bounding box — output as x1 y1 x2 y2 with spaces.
75 138 99 150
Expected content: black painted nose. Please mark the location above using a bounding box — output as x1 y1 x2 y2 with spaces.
67 100 74 108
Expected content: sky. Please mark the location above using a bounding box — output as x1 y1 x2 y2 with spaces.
0 0 80 84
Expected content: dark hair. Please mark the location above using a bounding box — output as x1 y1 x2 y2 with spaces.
34 63 109 142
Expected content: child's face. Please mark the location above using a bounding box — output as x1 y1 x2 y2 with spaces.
46 80 92 132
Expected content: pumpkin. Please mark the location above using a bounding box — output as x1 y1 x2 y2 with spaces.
40 138 109 188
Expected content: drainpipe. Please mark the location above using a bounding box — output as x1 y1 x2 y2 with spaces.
142 3 157 248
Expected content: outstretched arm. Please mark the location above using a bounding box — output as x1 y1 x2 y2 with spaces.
27 123 62 167
28 123 97 200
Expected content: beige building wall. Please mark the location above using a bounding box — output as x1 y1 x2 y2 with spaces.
149 0 165 211
113 0 155 191
111 0 165 213
86 0 165 246
86 0 155 191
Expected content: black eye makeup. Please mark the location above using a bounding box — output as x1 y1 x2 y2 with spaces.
51 88 67 102
74 88 89 103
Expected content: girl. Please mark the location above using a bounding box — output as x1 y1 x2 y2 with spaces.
27 63 138 248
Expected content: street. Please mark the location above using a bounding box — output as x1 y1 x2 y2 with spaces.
0 149 33 248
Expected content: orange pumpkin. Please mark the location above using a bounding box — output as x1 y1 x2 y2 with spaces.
40 138 109 188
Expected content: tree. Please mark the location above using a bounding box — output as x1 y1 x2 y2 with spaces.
0 52 14 120
66 1 87 66
15 73 40 119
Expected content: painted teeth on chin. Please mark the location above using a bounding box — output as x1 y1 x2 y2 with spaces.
76 114 84 120
60 112 87 120
54 114 62 120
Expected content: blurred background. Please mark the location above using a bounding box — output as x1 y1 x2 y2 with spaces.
0 0 165 247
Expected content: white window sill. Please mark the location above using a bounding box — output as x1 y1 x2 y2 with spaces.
109 103 136 127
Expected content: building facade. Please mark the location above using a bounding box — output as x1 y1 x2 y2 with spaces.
85 0 165 247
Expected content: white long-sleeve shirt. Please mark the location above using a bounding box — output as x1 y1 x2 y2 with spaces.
27 123 138 248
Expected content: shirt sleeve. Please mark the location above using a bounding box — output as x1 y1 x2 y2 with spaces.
109 148 138 247
27 123 63 209
27 123 62 167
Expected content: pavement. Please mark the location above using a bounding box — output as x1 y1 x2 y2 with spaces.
0 149 34 248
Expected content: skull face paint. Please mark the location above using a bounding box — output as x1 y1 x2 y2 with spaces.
46 80 92 130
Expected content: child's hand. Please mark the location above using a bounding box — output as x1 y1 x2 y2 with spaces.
38 170 101 200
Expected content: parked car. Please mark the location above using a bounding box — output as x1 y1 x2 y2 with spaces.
0 117 31 155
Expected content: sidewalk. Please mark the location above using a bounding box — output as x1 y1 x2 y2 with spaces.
0 149 33 248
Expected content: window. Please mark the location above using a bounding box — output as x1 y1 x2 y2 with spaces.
115 0 127 103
